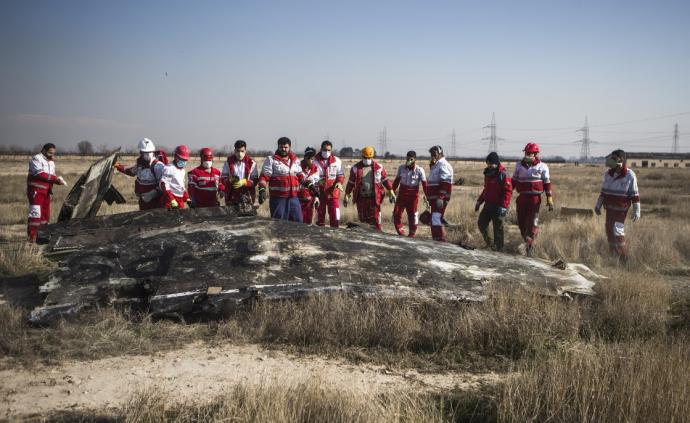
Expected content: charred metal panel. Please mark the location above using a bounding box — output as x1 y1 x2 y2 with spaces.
22 208 600 324
57 150 121 222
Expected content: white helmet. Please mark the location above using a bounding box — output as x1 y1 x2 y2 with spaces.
137 138 155 153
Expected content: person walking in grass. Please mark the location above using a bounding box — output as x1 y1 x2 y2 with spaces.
475 152 512 252
26 143 67 242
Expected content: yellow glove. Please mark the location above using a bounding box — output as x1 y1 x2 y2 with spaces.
547 196 554 212
343 193 351 207
387 189 397 204
232 178 248 189
170 199 179 209
334 182 344 192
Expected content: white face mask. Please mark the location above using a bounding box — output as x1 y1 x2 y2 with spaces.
235 151 245 160
321 151 331 159
202 160 213 169
141 152 153 161
362 158 373 166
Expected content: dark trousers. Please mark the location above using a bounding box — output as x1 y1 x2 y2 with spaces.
269 196 303 222
478 204 505 251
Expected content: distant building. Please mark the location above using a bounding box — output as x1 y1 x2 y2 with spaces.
626 152 690 168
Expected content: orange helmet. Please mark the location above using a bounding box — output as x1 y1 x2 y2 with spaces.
523 142 540 154
200 147 213 161
362 146 375 159
174 145 191 161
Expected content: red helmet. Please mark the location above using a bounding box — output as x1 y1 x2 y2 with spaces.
174 145 191 161
200 147 213 161
419 210 432 226
523 142 540 154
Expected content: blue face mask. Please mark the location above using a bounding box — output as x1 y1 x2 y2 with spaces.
176 159 187 168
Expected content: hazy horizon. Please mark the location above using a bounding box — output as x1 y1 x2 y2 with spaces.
2 0 689 157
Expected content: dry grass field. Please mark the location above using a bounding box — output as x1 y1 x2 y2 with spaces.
1 154 689 422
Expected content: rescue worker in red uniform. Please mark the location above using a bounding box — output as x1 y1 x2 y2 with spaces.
475 152 512 251
392 151 428 237
512 142 554 256
298 147 321 224
115 138 166 210
160 145 190 209
314 140 345 227
222 140 258 207
259 137 305 222
426 145 454 242
26 143 67 242
594 149 640 262
344 146 395 231
187 148 225 208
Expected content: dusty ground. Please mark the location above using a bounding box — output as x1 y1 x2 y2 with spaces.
0 341 501 420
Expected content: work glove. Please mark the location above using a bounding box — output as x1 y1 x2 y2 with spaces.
632 202 641 222
169 199 179 209
57 176 67 186
547 196 554 212
258 187 267 205
498 207 508 219
314 197 320 209
387 189 397 204
343 193 351 207
334 182 344 192
594 196 604 215
474 200 482 212
423 197 430 210
141 190 158 202
232 178 247 189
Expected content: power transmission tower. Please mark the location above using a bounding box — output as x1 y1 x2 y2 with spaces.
482 112 504 153
378 127 388 155
672 123 679 153
450 129 457 158
574 116 596 161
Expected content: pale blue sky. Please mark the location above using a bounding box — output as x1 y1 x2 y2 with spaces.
1 0 689 157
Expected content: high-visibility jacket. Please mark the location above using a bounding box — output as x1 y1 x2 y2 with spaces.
160 164 188 203
599 166 639 212
222 155 258 203
314 154 345 199
259 152 304 198
512 159 552 196
427 157 453 201
346 160 393 205
188 166 224 207
392 164 427 199
478 164 512 208
116 158 165 197
299 161 320 200
27 153 58 194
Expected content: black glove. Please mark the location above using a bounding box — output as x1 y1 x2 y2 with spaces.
258 188 267 205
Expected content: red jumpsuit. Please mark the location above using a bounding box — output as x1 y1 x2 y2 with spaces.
187 166 225 208
314 154 345 227
298 161 320 224
427 158 454 241
392 164 427 237
159 163 188 208
221 155 258 206
345 160 392 231
116 158 165 210
512 159 552 246
598 166 639 258
27 153 58 241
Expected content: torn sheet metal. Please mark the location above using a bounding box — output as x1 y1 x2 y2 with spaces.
17 206 600 324
56 150 124 222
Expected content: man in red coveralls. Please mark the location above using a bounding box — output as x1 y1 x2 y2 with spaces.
26 143 67 242
344 146 395 231
298 147 321 224
475 152 512 252
187 148 225 208
391 151 427 237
